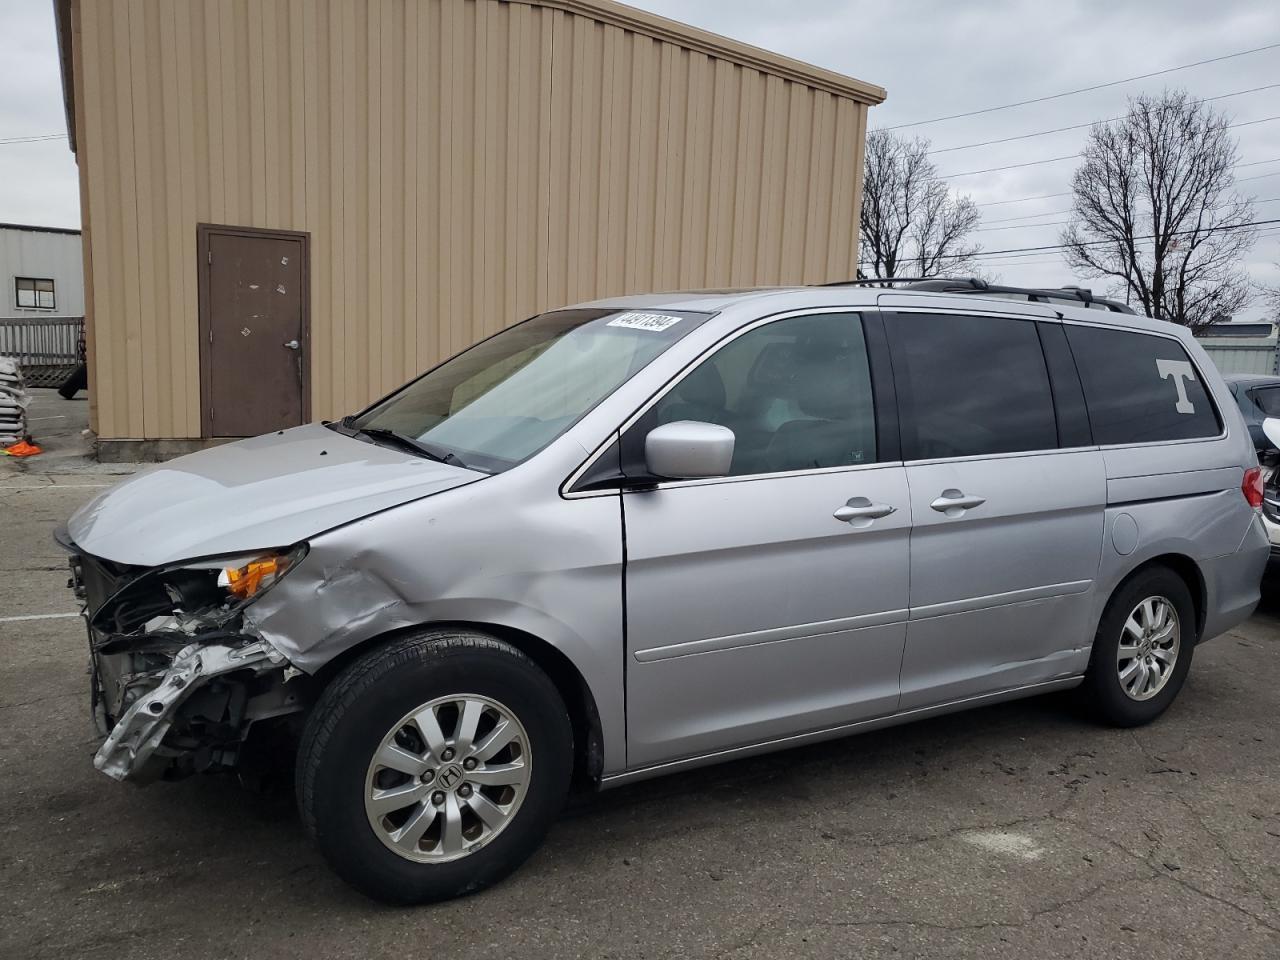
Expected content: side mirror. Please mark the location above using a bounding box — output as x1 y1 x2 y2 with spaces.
644 421 735 480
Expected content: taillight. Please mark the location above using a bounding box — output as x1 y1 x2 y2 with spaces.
1243 466 1264 508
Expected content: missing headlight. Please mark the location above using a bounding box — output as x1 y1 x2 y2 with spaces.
89 545 308 638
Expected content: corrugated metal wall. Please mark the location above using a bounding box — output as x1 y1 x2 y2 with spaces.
71 0 879 440
1198 340 1280 376
0 228 85 319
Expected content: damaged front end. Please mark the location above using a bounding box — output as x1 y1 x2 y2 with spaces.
60 531 309 783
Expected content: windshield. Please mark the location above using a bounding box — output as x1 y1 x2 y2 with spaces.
346 308 709 472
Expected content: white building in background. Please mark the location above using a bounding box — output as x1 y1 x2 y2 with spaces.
1195 321 1279 377
0 223 84 320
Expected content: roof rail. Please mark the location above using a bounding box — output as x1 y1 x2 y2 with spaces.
822 276 1138 315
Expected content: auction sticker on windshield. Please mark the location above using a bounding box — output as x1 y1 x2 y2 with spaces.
606 312 683 332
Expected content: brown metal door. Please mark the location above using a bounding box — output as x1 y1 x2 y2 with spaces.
199 225 308 437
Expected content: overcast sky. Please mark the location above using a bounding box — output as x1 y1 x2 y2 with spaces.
2 0 1277 315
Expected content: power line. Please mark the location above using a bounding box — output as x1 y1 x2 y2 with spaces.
1237 156 1280 169
975 220 1070 233
881 41 1280 131
945 154 1080 178
1234 115 1280 130
931 120 1119 156
0 133 67 145
984 225 1280 267
965 216 1280 260
930 98 1280 155
861 217 1280 266
982 208 1073 224
929 84 1280 155
974 192 1072 208
979 196 1280 231
948 153 1280 182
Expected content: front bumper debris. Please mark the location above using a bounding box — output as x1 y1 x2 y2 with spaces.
93 638 286 781
56 532 311 783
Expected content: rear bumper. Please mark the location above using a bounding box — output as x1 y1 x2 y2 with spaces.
1201 516 1269 642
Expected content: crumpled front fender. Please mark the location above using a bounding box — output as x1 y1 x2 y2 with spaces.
239 475 628 775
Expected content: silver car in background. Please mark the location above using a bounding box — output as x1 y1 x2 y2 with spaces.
59 279 1268 903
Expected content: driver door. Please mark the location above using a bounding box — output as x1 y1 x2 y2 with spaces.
620 311 912 768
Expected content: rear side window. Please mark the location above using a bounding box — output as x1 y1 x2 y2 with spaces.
886 312 1058 459
1064 326 1221 444
1252 386 1280 417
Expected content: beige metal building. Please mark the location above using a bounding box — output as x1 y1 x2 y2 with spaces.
54 0 885 458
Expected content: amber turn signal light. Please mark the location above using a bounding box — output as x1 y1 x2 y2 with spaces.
222 556 286 598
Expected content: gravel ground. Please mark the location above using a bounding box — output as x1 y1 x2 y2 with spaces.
2 463 1278 960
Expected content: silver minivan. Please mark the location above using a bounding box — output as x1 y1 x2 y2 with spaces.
59 280 1268 903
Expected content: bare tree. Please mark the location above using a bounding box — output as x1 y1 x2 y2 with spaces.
1261 266 1280 322
1062 90 1256 330
860 130 982 280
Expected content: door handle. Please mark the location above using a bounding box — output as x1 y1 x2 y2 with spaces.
283 339 300 350
833 497 897 523
930 489 986 516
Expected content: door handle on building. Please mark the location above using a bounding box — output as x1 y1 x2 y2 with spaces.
930 489 986 516
283 339 300 350
833 498 896 523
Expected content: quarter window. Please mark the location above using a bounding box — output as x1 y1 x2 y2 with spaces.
15 277 55 309
1251 386 1280 418
1064 325 1221 444
632 312 878 476
886 312 1058 460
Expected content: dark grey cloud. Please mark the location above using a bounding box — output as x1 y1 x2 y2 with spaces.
2 0 1276 311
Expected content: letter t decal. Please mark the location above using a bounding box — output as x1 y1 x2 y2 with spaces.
1155 359 1196 414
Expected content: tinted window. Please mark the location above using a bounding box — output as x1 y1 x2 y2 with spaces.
1064 326 1221 444
1253 386 1280 417
633 312 877 476
886 313 1057 459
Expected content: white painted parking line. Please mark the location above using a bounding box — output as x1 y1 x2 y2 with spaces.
0 613 81 622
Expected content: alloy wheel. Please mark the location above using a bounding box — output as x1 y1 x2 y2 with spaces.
1116 596 1181 702
364 694 531 863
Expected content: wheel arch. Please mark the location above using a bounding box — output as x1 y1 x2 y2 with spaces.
1107 553 1207 642
309 621 605 787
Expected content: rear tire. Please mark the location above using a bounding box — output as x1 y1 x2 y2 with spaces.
1078 566 1196 727
296 630 573 904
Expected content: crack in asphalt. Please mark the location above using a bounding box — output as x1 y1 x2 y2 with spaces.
1055 811 1280 936
1128 728 1276 908
0 691 79 711
711 876 1137 958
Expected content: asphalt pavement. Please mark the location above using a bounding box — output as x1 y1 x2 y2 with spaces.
2 412 1278 959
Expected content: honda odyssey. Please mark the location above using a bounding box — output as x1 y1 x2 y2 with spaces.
58 278 1268 903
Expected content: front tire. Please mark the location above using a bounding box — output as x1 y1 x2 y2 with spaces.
296 630 573 904
1079 567 1196 727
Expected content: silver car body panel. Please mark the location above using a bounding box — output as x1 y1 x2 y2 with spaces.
897 447 1106 708
243 453 631 772
622 462 911 766
68 423 481 566
65 285 1268 783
